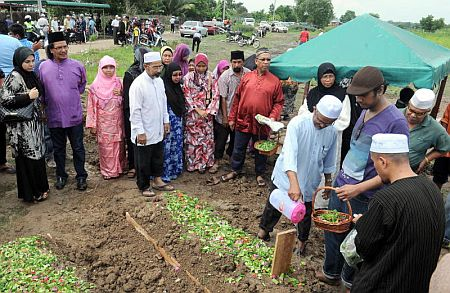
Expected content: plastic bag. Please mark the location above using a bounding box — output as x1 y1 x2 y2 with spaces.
255 114 284 132
340 229 363 268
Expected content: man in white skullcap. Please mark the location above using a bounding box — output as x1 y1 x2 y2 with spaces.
258 95 342 254
129 52 173 197
403 88 450 173
351 133 445 293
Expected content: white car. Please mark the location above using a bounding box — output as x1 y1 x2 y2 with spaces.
180 21 208 37
259 21 271 30
272 22 288 33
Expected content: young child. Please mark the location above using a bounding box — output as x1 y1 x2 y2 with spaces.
86 55 126 180
132 23 140 47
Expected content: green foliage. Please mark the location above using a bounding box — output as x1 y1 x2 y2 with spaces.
275 5 297 22
340 10 356 23
413 27 450 49
88 34 98 42
420 15 445 32
295 0 333 28
252 10 268 23
0 236 94 291
232 23 255 34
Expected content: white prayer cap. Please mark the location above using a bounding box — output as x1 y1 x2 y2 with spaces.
316 95 342 119
143 52 161 64
370 133 409 153
410 88 435 110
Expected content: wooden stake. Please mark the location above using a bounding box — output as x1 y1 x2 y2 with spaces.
270 229 297 277
125 212 211 293
431 75 448 118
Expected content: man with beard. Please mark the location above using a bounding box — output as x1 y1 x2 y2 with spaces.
221 48 284 187
257 95 343 256
401 88 450 173
39 32 88 191
351 133 444 293
316 66 409 290
209 50 250 176
129 52 172 197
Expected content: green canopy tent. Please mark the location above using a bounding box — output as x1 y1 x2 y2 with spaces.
270 14 450 116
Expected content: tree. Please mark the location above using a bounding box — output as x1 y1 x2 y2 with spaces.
275 5 297 22
340 10 356 23
252 10 268 23
420 15 445 32
295 0 333 28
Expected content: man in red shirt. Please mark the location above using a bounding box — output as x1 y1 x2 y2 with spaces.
221 48 284 187
299 27 310 44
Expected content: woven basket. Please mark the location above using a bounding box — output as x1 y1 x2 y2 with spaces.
254 140 280 156
312 186 353 233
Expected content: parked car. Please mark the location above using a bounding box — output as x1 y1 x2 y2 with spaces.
272 22 288 33
203 21 220 35
242 17 255 27
180 21 208 37
259 21 271 30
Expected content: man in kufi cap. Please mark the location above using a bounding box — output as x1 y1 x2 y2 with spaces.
351 133 445 293
40 31 88 191
402 88 450 173
129 51 173 197
258 95 343 254
221 47 284 187
208 50 250 176
318 66 409 290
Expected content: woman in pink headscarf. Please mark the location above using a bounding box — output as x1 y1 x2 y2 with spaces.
183 53 220 173
212 59 230 80
86 55 126 179
172 43 191 76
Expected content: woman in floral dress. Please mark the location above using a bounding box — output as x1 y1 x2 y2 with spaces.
183 53 219 173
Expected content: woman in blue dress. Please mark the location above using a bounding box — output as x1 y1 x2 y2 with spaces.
162 62 185 182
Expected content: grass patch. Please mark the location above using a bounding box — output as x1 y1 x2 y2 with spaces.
165 191 302 287
412 28 450 49
0 236 94 292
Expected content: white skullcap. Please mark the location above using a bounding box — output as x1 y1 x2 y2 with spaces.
316 95 342 119
410 88 435 110
370 133 409 153
143 52 161 64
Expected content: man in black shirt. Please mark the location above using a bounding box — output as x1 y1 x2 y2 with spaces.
352 133 445 293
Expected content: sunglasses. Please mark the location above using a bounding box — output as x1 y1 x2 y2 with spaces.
355 121 365 140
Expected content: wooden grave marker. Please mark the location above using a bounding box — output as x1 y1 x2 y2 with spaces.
270 229 297 276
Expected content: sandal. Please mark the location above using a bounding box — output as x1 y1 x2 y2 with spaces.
0 164 16 174
142 188 156 197
208 163 219 174
206 176 221 186
152 184 174 191
127 169 136 178
35 190 49 202
220 171 238 183
256 176 266 187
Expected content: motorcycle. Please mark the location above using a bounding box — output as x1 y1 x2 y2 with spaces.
238 33 260 48
226 30 242 43
139 31 167 47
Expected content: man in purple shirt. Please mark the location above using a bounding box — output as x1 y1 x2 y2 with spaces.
316 66 409 290
39 32 88 191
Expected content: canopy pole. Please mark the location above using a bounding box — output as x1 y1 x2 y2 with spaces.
431 75 447 118
102 9 105 40
10 4 13 23
302 81 311 105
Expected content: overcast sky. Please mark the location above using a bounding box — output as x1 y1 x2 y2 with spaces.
243 0 450 23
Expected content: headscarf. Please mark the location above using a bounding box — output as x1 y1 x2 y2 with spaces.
163 62 185 117
12 47 43 95
306 62 347 112
172 43 191 76
212 59 230 80
126 47 150 79
90 55 121 108
160 45 173 76
191 53 211 94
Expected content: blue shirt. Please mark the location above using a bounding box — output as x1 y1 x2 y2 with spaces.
272 113 338 202
336 104 409 198
19 38 40 66
0 34 21 75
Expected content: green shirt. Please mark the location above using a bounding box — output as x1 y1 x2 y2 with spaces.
404 108 450 168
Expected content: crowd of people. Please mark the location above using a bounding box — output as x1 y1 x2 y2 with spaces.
1 18 450 292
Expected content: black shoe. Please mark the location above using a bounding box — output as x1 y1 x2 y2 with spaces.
55 177 67 190
76 178 87 191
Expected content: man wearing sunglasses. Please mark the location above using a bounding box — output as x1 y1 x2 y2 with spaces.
402 88 450 174
317 66 409 290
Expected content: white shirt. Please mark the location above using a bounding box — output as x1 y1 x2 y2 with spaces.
272 113 338 202
129 72 169 146
51 20 59 31
193 32 202 39
111 19 120 28
37 17 49 28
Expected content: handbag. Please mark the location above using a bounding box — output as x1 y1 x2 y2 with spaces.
0 101 35 123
